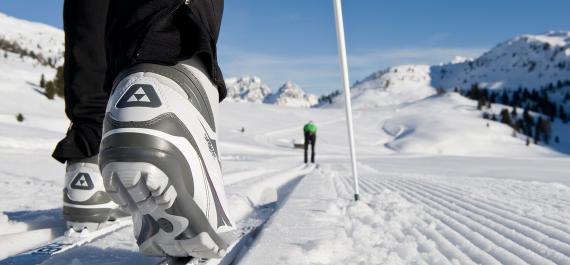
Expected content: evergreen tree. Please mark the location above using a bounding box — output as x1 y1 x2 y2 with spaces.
523 108 533 126
481 89 489 101
511 106 518 118
15 113 24 122
501 90 510 105
45 81 55 99
555 136 560 144
477 98 485 110
514 119 524 132
564 91 570 103
512 91 521 107
489 91 497 103
53 66 65 97
500 108 512 126
468 83 481 99
534 125 540 144
526 137 530 146
491 114 497 121
560 105 568 123
534 116 552 144
39 74 46 88
539 118 552 144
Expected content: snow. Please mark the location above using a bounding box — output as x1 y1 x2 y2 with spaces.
241 161 570 265
1 14 570 265
331 65 437 108
0 12 64 66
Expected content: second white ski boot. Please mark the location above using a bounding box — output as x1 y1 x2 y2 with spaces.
63 155 127 232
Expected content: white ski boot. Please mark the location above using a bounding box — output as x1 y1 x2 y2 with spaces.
63 155 126 232
99 56 235 259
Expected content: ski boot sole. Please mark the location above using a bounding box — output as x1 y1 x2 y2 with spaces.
99 136 231 258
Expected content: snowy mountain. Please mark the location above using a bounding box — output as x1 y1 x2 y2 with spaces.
432 31 570 91
330 32 570 109
224 76 272 103
0 12 64 67
263 81 318 107
225 77 319 108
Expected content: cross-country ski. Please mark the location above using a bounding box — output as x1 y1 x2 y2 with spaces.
0 218 131 265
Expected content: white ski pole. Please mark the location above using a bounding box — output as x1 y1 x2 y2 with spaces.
333 0 360 201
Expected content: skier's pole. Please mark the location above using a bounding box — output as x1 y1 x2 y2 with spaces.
333 0 360 201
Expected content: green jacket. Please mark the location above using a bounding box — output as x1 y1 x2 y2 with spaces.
303 123 317 135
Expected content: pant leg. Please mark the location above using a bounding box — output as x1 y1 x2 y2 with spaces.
311 135 316 163
53 0 227 164
52 0 110 163
105 0 226 100
304 132 309 163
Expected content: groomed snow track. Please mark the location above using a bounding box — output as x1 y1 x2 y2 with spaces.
338 173 570 265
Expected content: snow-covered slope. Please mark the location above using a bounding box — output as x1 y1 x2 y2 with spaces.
0 52 66 152
332 65 437 108
433 31 570 91
224 76 272 103
264 81 318 107
0 12 64 66
381 92 562 156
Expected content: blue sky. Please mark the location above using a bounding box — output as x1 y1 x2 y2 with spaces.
1 1 569 95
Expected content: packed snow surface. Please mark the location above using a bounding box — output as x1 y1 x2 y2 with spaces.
242 161 570 265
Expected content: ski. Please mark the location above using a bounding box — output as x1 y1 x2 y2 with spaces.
0 217 132 265
159 206 274 265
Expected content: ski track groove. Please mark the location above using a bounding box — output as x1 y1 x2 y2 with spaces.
336 173 353 196
353 176 502 265
387 178 565 265
402 178 570 251
382 179 539 265
407 225 453 265
422 179 570 228
392 178 570 265
365 178 487 265
335 173 570 265
494 182 570 210
373 179 506 265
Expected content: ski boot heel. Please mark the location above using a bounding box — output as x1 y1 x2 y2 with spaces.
99 142 228 258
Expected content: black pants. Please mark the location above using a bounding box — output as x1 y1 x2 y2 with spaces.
304 133 316 163
52 0 226 163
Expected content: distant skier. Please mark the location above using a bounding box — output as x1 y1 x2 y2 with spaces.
52 0 234 262
303 121 317 163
